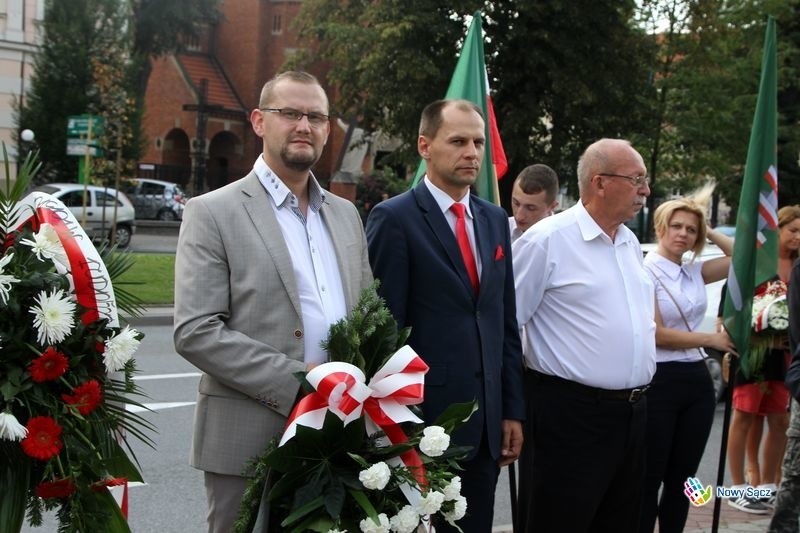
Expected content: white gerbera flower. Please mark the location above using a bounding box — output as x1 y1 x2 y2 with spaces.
419 425 450 457
443 495 467 525
20 223 69 266
359 461 391 490
0 411 28 441
0 253 20 305
389 505 419 533
359 513 389 533
415 490 445 515
29 289 76 345
104 325 141 372
442 476 462 500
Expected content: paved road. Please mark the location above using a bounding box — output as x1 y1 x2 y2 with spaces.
130 221 179 254
21 317 777 533
19 222 784 531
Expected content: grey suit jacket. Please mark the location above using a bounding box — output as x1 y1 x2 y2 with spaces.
173 172 372 476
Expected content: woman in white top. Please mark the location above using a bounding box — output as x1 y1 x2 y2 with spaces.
638 187 735 533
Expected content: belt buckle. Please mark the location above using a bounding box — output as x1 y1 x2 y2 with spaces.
628 387 647 403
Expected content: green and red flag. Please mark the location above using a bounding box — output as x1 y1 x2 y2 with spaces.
411 11 507 204
722 17 778 378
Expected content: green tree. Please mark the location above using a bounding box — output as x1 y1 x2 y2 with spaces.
288 0 479 166
638 0 799 221
89 1 140 188
18 0 220 183
129 0 220 97
289 0 655 202
485 1 656 196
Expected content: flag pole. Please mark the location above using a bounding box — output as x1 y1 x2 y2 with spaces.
711 355 737 533
508 462 518 532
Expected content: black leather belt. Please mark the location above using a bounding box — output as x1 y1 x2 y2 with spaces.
528 369 649 404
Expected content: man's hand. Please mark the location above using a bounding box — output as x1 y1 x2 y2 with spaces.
498 419 523 467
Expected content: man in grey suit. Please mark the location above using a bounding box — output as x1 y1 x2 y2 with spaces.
174 71 372 533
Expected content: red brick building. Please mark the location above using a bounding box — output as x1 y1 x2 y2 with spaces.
140 0 347 197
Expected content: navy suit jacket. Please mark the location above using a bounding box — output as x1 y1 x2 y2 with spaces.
365 182 525 460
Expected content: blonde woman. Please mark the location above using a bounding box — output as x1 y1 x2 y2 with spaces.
639 186 735 533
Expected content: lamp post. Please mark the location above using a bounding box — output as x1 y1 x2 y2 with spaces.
18 129 35 177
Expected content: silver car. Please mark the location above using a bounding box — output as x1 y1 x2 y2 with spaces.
31 183 136 248
122 178 187 221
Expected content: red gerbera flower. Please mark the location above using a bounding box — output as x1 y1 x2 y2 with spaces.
35 478 76 499
61 379 103 415
28 347 69 383
21 416 63 460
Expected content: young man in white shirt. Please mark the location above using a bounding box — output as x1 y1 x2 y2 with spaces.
508 163 559 243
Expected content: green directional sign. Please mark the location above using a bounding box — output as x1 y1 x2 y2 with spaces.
67 114 104 137
66 114 104 158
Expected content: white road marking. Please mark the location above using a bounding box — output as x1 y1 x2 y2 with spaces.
126 401 196 413
134 372 201 381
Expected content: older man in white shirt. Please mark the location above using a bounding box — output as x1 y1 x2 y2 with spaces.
512 138 656 533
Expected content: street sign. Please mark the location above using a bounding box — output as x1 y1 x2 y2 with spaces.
66 139 101 156
67 115 104 138
66 114 103 159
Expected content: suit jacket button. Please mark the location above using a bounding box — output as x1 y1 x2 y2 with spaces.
294 329 303 338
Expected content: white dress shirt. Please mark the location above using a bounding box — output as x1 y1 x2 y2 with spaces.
254 157 347 364
644 251 707 363
424 177 482 276
512 201 656 389
509 217 524 244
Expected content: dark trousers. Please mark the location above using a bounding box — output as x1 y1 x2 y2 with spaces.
435 432 500 533
521 370 648 533
517 370 538 533
638 361 715 533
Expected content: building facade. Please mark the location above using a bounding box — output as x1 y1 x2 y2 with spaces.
0 0 44 180
140 0 349 196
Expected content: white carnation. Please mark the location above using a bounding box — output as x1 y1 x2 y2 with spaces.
419 425 450 457
443 495 467 524
415 490 445 515
442 476 462 500
359 461 391 490
389 505 419 533
0 253 19 305
29 289 76 345
0 412 27 441
20 223 69 266
359 513 390 533
104 325 141 372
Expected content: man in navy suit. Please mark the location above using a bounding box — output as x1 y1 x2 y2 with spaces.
366 99 525 532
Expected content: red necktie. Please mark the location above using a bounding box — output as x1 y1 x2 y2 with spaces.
450 203 479 294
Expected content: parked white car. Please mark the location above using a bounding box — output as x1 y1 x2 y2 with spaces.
31 183 136 248
122 178 187 221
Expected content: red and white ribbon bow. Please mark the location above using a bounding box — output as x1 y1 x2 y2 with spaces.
281 345 428 445
281 346 429 484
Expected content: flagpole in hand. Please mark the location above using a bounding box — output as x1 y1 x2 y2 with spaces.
712 353 737 533
508 462 518 532
714 17 778 532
